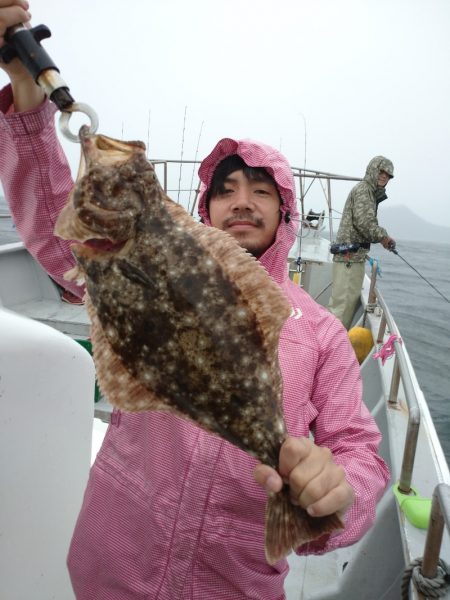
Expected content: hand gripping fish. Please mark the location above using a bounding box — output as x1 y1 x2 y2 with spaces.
55 127 343 564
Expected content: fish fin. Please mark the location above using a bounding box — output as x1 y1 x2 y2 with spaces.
164 199 292 351
85 295 170 412
63 264 85 285
116 259 156 288
264 486 344 565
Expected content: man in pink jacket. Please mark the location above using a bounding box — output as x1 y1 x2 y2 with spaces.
0 5 389 598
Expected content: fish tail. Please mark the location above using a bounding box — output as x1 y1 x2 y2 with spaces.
264 485 344 564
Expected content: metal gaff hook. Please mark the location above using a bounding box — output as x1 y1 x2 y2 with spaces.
59 103 99 143
1 24 99 143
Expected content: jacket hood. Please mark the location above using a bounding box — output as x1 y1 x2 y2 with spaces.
363 155 394 190
197 138 299 283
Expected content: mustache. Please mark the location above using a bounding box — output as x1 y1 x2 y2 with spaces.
223 213 264 228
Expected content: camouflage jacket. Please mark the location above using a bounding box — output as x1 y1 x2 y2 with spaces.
334 156 394 263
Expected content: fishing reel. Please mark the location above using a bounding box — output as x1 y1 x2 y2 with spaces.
0 24 98 142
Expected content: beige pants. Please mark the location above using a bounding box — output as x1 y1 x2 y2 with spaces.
328 261 365 330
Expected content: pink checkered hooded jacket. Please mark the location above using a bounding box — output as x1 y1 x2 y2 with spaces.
0 89 389 600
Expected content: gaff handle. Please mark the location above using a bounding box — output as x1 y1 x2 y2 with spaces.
0 23 99 142
0 24 75 110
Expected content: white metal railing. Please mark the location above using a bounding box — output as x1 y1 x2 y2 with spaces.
366 259 421 494
422 484 450 577
402 484 450 599
368 263 450 598
148 159 360 229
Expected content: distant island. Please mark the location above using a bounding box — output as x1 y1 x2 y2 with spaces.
378 204 450 244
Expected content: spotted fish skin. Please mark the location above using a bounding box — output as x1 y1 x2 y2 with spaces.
55 126 343 564
82 202 286 468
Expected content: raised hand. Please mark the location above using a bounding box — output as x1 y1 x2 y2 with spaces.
0 1 45 111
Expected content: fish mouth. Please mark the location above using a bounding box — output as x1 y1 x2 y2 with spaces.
73 237 129 254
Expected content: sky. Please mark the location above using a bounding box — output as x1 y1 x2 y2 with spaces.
2 0 450 228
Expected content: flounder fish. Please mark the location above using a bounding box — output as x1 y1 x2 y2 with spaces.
55 126 342 564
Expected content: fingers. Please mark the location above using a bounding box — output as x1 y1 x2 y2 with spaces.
381 236 395 250
282 438 333 505
306 479 355 518
278 436 315 479
0 0 29 12
253 463 283 494
0 0 29 6
388 238 396 250
0 2 32 46
0 2 34 84
254 437 355 518
279 437 355 517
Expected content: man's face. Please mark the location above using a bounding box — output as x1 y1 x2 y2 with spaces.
208 169 281 258
377 170 391 187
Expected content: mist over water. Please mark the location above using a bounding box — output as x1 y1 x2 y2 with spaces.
370 240 450 465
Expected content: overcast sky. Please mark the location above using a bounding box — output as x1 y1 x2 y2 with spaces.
2 0 450 228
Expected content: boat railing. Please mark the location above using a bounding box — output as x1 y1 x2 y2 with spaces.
290 167 361 242
420 484 450 581
148 159 361 235
367 259 420 494
3 160 360 242
422 483 450 578
403 483 450 598
368 263 450 595
150 159 202 216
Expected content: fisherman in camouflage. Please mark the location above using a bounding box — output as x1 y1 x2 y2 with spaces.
328 156 396 330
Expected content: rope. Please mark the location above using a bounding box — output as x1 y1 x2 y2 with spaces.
373 334 402 365
367 256 382 277
401 557 450 599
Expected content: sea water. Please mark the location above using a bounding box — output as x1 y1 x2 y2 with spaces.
370 240 450 465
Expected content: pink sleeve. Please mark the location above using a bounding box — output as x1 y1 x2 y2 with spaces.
0 84 84 298
297 316 390 555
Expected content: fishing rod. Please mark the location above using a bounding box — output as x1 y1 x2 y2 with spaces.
0 23 98 142
177 106 188 203
391 248 450 305
188 119 204 216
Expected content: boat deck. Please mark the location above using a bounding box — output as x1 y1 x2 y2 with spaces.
0 241 90 339
1 236 450 599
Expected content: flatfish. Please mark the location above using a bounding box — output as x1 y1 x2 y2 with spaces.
55 126 342 563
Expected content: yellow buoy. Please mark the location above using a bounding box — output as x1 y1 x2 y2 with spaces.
348 326 374 364
292 272 301 285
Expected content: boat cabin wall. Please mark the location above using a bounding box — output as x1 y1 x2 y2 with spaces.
0 307 95 599
0 243 61 308
288 259 333 307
